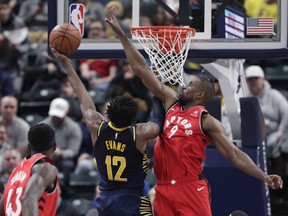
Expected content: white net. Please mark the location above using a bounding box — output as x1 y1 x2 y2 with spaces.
131 26 195 86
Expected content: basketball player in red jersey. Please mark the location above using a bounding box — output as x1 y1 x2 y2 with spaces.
0 123 59 216
106 6 283 216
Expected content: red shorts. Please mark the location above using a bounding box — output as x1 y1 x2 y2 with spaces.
153 175 211 216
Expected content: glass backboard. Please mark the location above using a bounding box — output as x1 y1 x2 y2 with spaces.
48 0 287 59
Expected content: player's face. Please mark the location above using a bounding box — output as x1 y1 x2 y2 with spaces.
179 77 203 104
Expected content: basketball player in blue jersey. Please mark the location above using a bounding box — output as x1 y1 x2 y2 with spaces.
50 46 164 216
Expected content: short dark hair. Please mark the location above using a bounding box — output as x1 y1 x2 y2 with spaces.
28 123 55 153
106 95 138 127
199 77 215 103
0 0 10 5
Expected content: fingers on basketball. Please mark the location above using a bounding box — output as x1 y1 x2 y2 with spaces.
49 23 81 56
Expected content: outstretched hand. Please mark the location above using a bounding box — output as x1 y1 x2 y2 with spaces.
50 46 70 66
265 174 283 189
105 6 125 36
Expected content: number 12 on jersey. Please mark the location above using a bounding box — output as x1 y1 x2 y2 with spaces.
105 155 127 182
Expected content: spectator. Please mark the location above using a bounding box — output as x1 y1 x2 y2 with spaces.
0 122 11 172
79 18 119 103
141 0 169 26
59 77 82 122
0 0 28 93
244 0 278 24
245 65 288 177
0 71 16 98
20 43 66 102
0 148 21 186
0 95 30 157
73 123 94 175
108 60 152 123
18 0 48 43
42 97 82 185
104 1 130 38
74 0 105 25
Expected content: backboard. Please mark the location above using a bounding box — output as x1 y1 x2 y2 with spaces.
48 0 288 59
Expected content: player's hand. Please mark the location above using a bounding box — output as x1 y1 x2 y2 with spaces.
50 45 70 66
105 6 125 36
265 174 283 189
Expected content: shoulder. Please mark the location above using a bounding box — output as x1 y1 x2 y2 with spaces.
202 113 222 132
64 117 82 129
31 161 57 175
270 88 286 97
268 89 288 102
14 117 30 128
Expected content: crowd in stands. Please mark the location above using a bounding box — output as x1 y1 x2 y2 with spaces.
0 0 286 215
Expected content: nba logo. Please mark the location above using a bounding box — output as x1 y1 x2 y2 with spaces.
69 3 85 37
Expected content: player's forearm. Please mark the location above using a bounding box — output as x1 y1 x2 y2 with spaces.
65 62 96 111
231 150 268 182
21 199 38 216
117 33 149 75
117 34 167 100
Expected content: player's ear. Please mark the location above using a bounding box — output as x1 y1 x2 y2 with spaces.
195 91 205 99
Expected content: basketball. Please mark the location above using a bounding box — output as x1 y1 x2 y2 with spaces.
49 23 81 55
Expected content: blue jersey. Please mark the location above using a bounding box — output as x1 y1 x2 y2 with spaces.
94 121 148 192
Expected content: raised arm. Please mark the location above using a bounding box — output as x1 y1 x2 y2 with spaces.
203 114 283 190
50 47 106 144
105 7 178 110
21 163 57 216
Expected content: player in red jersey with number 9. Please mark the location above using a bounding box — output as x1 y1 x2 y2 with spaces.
105 6 283 216
0 123 59 216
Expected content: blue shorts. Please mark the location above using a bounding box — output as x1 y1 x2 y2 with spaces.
95 189 152 216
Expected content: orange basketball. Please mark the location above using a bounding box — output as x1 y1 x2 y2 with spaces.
49 23 81 55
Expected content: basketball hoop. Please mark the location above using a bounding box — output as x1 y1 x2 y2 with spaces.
131 26 195 86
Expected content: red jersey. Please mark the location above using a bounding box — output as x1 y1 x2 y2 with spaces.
3 153 59 216
154 102 211 180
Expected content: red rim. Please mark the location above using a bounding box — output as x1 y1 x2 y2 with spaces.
131 26 196 38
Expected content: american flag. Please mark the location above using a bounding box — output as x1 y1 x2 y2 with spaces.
246 18 274 35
